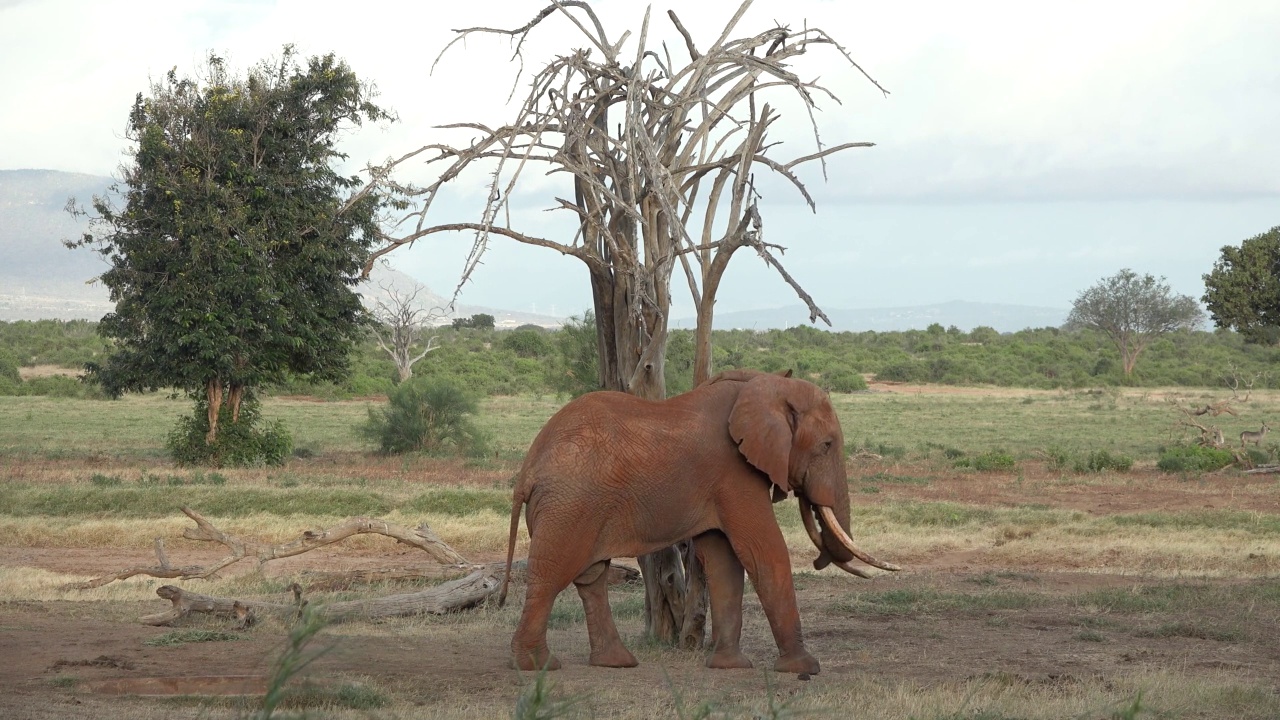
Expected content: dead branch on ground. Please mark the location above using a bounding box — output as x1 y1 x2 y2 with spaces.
141 566 507 626
63 507 469 591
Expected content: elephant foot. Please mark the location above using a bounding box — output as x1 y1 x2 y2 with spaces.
706 649 754 670
774 649 820 676
512 647 562 672
589 644 639 668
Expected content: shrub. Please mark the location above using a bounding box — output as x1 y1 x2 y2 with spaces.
22 374 86 398
1073 449 1133 473
0 348 20 384
955 450 1017 472
501 328 551 359
1156 445 1235 473
823 370 868 393
359 377 491 457
167 394 293 468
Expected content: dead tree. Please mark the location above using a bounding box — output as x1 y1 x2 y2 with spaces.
349 1 883 647
369 280 442 383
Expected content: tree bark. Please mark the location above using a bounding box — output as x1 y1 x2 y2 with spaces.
205 378 223 444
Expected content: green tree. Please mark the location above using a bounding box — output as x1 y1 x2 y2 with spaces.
1065 269 1205 377
1202 226 1280 345
547 311 600 398
68 48 390 447
452 313 495 330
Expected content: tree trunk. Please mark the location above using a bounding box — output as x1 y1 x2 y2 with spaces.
205 378 223 444
589 256 690 646
227 384 244 424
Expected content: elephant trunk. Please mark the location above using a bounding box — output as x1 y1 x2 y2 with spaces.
798 495 901 576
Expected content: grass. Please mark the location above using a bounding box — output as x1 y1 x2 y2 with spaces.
144 629 243 646
6 386 1280 464
1133 622 1243 642
831 588 1046 616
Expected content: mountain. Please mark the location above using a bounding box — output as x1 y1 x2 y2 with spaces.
0 169 564 326
0 169 118 320
675 300 1069 333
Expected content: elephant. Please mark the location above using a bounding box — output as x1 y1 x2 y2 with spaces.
498 368 900 674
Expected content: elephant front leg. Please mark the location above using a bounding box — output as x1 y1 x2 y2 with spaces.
574 561 638 668
696 531 754 669
511 580 563 671
726 526 820 675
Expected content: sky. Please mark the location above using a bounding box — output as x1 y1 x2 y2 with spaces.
3 0 1278 322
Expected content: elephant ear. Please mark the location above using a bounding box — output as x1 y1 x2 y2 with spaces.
729 375 795 494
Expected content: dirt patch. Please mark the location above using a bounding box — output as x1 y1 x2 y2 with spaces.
17 365 83 380
2 569 1277 718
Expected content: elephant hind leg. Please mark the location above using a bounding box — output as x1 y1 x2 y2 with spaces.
695 531 753 670
511 579 563 672
575 560 638 668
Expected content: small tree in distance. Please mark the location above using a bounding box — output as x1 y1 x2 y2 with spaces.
1066 269 1205 377
451 314 495 331
370 281 441 384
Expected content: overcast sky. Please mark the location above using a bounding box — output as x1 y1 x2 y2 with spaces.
3 0 1278 321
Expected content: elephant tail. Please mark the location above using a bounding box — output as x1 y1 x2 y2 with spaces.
498 485 526 608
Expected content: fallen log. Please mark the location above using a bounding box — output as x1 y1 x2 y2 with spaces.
142 565 509 626
300 560 640 592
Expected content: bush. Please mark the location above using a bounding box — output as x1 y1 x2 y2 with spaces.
823 370 868 393
1073 449 1133 473
167 394 293 467
501 328 551 359
1156 445 1235 473
0 348 20 384
955 450 1017 472
359 377 490 457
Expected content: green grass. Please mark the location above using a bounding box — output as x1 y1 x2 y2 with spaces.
830 390 1280 462
0 393 564 461
144 629 243 646
5 388 1280 469
405 487 512 516
0 484 395 518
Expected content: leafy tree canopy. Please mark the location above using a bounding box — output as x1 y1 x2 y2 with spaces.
1202 226 1280 345
452 313 495 330
69 47 391 440
1066 269 1205 376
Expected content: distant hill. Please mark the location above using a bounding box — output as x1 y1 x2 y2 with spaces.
0 169 117 319
0 169 564 326
674 300 1069 333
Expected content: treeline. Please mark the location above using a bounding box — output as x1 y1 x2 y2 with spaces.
3 318 1279 398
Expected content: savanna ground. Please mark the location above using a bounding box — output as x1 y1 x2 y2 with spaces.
0 382 1278 719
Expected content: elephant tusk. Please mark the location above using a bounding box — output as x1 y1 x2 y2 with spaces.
817 505 902 572
799 498 833 570
834 560 873 579
798 497 826 550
